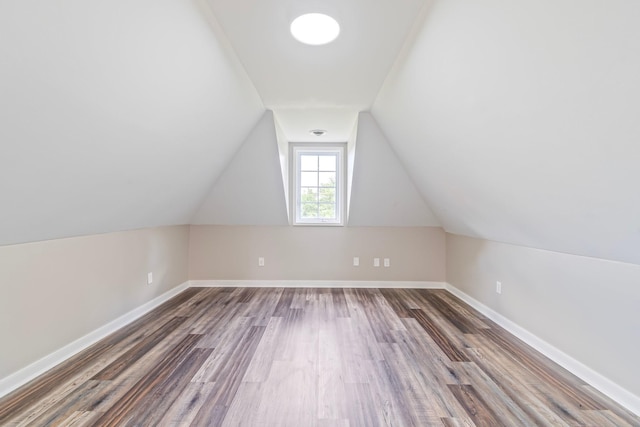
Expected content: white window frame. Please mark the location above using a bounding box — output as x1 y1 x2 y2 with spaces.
291 144 346 226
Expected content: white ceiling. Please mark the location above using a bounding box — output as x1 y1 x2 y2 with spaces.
273 108 358 143
208 0 429 140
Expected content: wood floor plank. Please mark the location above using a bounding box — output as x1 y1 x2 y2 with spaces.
189 325 266 424
582 409 637 427
458 361 538 426
52 410 100 427
241 316 285 382
440 416 475 426
582 384 640 423
92 333 203 426
219 381 263 427
158 381 217 426
391 327 472 418
467 330 602 425
5 330 153 426
343 289 385 361
121 347 213 425
1 287 638 427
244 287 284 326
480 327 605 410
272 287 297 317
245 359 319 427
92 316 187 380
344 382 382 427
330 288 350 318
379 342 448 426
464 345 572 426
448 384 502 427
365 357 422 426
192 316 254 381
0 331 132 424
428 290 491 330
172 287 223 318
351 288 397 344
336 317 375 384
410 308 470 362
80 377 139 414
317 321 348 422
379 288 413 318
25 380 106 427
187 288 241 335
417 290 487 334
193 305 252 350
236 286 259 304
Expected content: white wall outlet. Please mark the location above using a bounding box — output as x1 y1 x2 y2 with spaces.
147 272 153 285
374 258 380 267
258 257 265 267
496 281 502 294
353 257 359 266
384 258 390 267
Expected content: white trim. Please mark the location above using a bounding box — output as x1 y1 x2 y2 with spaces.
0 281 190 399
190 279 446 289
291 144 346 226
444 282 640 417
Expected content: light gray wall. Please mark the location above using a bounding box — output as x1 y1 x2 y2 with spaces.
0 225 189 381
446 233 640 398
348 113 440 226
189 225 446 281
191 111 289 225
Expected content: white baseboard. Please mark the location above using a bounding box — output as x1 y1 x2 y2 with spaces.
444 283 640 417
189 279 446 289
0 281 191 399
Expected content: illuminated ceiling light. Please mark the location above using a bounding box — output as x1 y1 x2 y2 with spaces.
290 13 340 46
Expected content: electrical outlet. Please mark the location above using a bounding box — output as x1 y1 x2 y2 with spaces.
353 257 359 266
258 257 265 267
384 258 390 267
496 281 502 294
147 272 153 285
374 258 380 267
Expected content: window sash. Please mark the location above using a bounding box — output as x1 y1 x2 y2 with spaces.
292 146 344 226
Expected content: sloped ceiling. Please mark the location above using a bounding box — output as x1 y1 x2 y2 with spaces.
373 0 640 265
3 0 638 266
0 0 264 245
207 0 429 141
191 111 289 225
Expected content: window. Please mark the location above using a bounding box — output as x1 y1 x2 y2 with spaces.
292 145 345 225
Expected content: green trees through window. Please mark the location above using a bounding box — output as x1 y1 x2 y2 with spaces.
299 154 337 219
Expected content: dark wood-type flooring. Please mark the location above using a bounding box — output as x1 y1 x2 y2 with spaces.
1 287 638 426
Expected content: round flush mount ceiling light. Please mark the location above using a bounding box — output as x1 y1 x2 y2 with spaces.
290 13 340 46
310 129 327 136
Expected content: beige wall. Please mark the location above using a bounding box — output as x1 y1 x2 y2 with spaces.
0 225 189 380
189 225 446 281
446 233 640 398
